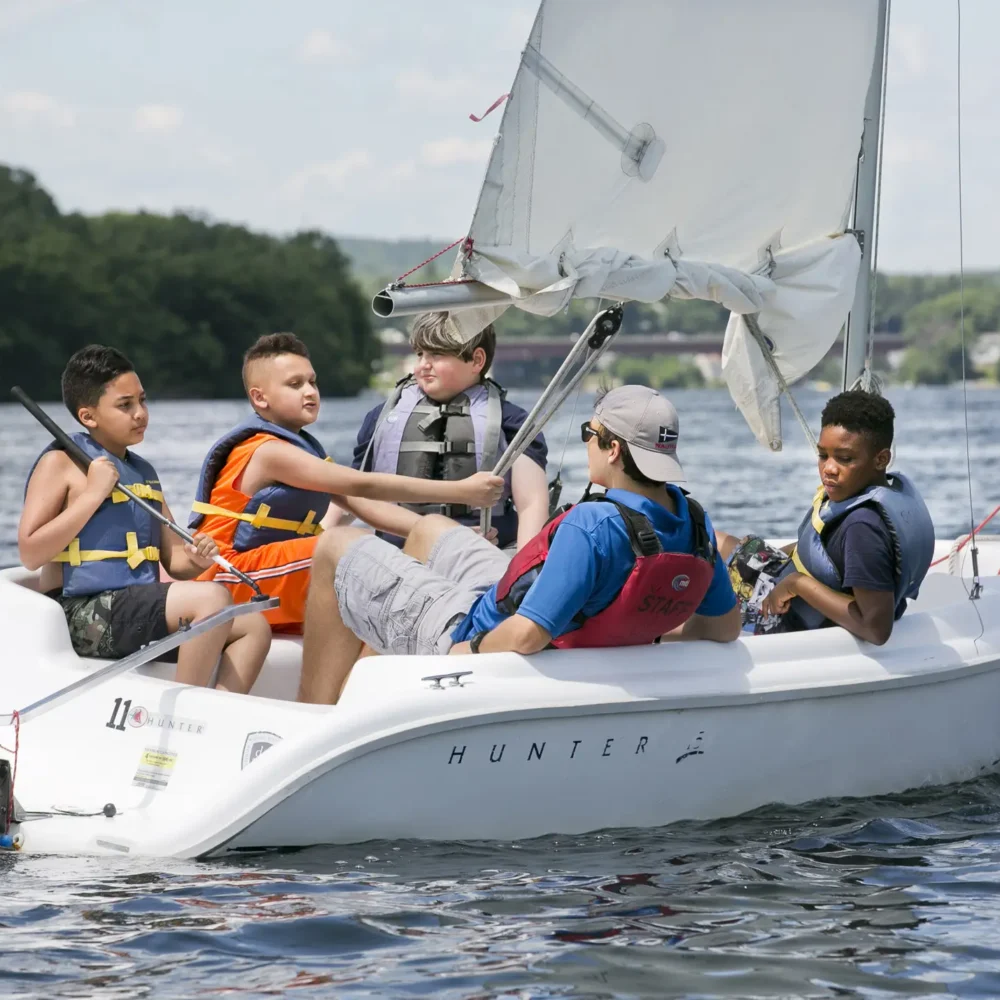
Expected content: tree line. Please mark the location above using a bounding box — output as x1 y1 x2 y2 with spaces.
4 163 998 398
0 165 377 400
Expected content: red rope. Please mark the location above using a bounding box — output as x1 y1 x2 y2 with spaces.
929 504 1000 568
393 237 473 286
469 92 510 122
0 710 19 835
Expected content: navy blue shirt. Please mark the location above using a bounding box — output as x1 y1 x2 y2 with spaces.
788 505 901 630
452 487 737 643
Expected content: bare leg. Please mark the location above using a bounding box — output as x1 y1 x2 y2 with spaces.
715 530 742 563
215 612 271 694
166 582 233 687
298 526 369 705
402 514 464 563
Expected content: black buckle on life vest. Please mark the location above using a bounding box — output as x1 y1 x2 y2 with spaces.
440 441 476 455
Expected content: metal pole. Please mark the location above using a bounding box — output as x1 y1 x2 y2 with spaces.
1 597 279 725
842 0 889 391
372 280 512 319
481 304 623 533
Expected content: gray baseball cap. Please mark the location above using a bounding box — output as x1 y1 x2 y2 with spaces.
592 385 685 483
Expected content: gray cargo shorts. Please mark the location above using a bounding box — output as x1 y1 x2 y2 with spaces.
334 526 512 655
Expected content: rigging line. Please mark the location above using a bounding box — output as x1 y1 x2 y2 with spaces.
744 314 817 453
557 381 584 473
955 0 981 599
864 0 892 384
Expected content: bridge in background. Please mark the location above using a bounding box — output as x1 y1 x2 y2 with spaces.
382 332 907 361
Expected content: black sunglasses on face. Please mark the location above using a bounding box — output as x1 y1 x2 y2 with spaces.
580 421 599 443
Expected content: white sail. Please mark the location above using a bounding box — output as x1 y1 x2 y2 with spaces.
455 0 880 445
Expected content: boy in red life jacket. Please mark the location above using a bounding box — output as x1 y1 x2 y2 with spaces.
188 333 504 632
298 385 741 704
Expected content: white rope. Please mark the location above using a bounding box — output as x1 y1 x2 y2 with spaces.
955 0 981 598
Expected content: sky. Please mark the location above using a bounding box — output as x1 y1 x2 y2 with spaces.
0 0 996 274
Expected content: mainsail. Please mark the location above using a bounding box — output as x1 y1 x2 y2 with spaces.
450 0 880 448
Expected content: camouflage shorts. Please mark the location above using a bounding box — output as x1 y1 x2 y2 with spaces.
57 583 173 660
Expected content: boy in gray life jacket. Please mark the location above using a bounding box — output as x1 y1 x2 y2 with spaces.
19 345 271 693
716 390 934 644
348 313 550 551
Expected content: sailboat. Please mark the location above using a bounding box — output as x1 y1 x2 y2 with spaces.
2 0 999 858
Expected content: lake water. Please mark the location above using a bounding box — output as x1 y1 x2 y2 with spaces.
2 385 1000 998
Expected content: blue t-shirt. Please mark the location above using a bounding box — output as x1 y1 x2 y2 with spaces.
452 486 737 643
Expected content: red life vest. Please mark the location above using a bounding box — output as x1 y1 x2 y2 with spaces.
494 493 716 649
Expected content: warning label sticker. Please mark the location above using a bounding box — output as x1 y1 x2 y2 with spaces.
132 747 177 790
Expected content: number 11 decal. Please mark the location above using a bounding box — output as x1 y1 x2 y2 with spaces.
106 697 132 731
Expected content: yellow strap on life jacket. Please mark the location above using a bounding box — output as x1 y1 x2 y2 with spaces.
110 483 164 504
190 501 323 536
790 545 815 580
809 485 827 534
789 486 827 580
54 531 160 570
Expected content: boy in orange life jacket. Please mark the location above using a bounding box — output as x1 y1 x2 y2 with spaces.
19 345 271 693
298 385 742 705
189 333 505 631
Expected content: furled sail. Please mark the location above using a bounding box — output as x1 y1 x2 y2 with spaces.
453 0 879 447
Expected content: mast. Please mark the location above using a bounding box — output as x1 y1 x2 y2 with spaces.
842 0 890 390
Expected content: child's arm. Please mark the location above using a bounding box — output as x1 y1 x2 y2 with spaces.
253 441 504 509
158 501 220 580
18 452 119 570
330 496 421 538
511 454 550 548
761 573 895 644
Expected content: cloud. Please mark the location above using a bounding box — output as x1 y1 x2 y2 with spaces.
282 150 372 199
395 69 472 102
134 104 184 133
420 137 493 166
890 24 931 82
1 90 74 127
299 29 347 64
0 0 88 34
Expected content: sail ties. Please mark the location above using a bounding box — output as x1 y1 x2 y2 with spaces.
520 44 664 181
469 93 510 123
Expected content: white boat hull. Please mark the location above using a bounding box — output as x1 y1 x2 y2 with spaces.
2 535 999 858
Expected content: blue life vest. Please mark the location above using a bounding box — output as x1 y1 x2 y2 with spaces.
25 433 163 598
189 414 330 552
786 471 935 629
362 377 518 547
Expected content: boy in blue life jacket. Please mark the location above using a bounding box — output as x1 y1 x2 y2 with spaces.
299 385 742 705
716 390 934 644
18 345 271 693
349 313 550 551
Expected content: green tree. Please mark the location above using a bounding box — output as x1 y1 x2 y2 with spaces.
0 166 377 400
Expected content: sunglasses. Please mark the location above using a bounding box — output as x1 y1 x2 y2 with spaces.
580 421 600 443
